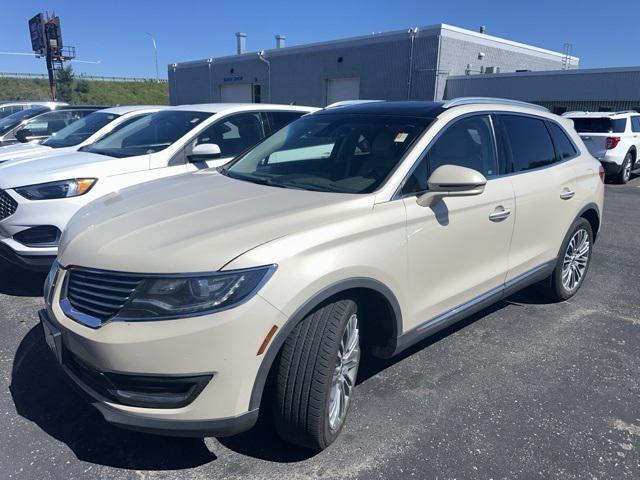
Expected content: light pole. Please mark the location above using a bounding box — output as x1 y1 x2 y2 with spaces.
146 32 159 82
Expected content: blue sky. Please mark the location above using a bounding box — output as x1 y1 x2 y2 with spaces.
2 0 639 78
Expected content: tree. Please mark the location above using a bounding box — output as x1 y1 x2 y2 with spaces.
55 65 74 102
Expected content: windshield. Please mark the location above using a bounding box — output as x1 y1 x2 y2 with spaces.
43 111 120 148
83 110 212 158
572 117 627 133
224 114 431 193
0 107 47 136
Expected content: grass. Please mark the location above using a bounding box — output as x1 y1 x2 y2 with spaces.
0 76 168 105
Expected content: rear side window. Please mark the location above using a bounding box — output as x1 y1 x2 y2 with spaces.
268 111 305 133
631 117 640 133
571 117 626 133
547 122 578 160
500 115 556 172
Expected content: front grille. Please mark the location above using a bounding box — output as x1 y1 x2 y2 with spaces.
0 190 18 221
65 268 143 321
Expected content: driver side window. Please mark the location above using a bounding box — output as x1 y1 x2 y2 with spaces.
402 115 497 195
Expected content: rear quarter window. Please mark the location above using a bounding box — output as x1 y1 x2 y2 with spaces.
548 122 578 160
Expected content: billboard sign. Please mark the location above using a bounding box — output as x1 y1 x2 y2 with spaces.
28 13 46 54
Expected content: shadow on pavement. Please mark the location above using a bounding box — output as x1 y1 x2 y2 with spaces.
0 262 46 297
10 326 217 471
9 283 551 466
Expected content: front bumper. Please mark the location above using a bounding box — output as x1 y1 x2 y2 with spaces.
0 241 55 270
0 188 90 267
42 267 287 437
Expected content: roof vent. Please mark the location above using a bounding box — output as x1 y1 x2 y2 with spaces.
275 35 286 49
479 25 486 34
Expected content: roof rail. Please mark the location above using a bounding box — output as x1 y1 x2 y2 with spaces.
615 110 638 114
442 97 549 113
325 100 383 109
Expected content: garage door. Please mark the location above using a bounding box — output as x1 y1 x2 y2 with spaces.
326 77 360 105
220 83 253 103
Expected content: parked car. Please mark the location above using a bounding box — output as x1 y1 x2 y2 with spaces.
0 101 66 119
0 106 166 165
563 110 640 183
0 105 106 147
40 98 604 450
0 103 316 270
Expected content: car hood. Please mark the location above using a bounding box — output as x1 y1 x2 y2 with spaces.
0 142 49 161
0 151 146 189
59 171 374 273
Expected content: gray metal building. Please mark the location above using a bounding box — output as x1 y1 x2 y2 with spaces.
443 66 640 113
169 24 577 106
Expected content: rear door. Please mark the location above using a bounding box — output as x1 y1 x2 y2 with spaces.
631 117 640 157
498 114 579 282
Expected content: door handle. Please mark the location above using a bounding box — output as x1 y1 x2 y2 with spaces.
489 206 511 222
560 189 576 200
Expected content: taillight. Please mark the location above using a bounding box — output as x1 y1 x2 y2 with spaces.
599 165 605 183
606 136 621 149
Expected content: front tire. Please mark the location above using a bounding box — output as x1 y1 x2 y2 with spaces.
543 217 593 302
272 298 360 451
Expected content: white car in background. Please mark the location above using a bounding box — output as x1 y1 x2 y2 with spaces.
0 101 66 119
0 106 166 166
564 111 640 183
0 103 316 270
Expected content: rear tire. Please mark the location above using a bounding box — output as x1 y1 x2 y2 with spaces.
615 152 633 184
272 298 360 451
542 217 593 302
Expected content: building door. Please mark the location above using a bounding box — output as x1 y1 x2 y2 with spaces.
220 83 253 103
326 77 360 105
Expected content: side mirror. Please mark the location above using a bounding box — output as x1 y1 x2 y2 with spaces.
417 165 487 207
187 143 221 162
14 128 32 143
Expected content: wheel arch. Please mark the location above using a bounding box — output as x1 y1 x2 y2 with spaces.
249 277 402 410
577 202 601 243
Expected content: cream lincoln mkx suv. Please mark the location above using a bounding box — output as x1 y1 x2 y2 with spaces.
41 98 604 451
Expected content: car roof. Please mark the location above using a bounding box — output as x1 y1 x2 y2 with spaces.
169 103 317 114
315 100 446 118
564 111 638 118
97 105 167 115
55 105 110 111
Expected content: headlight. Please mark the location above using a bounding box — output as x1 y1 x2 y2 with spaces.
14 178 97 200
117 265 276 320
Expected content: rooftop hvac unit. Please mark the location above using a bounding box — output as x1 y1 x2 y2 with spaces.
485 66 500 74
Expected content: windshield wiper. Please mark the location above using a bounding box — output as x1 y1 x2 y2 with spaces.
226 172 303 190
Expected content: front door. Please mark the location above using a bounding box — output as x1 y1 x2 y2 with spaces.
400 114 515 330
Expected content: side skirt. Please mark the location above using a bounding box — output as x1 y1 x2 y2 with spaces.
391 259 556 356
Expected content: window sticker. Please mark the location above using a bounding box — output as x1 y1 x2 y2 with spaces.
394 132 409 143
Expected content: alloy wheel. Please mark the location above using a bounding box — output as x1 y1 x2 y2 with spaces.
562 228 590 292
328 313 360 432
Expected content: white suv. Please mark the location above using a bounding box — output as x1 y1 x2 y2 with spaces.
41 98 604 451
564 111 640 183
0 105 166 165
0 104 315 270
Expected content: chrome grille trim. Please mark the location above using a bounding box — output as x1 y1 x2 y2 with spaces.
0 190 18 221
63 267 144 326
